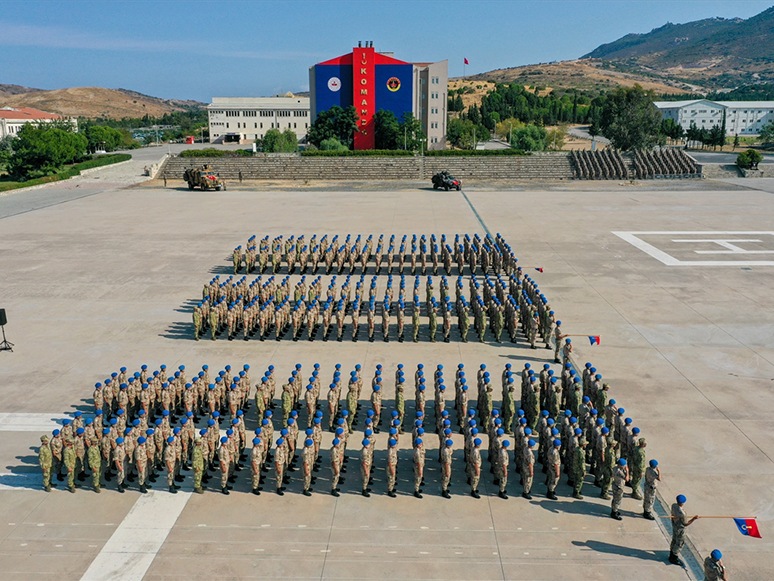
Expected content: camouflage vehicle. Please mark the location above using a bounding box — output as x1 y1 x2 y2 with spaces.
183 165 226 191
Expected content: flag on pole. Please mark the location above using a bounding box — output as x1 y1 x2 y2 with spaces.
734 518 762 538
464 58 469 65
588 336 600 346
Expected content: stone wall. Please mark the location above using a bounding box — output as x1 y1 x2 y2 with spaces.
158 152 576 181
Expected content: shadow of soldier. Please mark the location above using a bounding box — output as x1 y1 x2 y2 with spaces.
571 539 669 563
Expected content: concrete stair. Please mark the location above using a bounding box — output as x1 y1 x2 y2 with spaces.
159 152 576 181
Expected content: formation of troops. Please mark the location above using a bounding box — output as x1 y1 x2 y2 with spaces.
229 233 520 277
39 358 658 519
33 230 729 576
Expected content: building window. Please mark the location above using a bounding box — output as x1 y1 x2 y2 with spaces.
260 110 273 117
294 123 297 129
277 111 291 117
226 123 229 128
254 123 257 128
225 111 239 117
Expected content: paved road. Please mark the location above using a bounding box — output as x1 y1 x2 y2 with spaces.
567 125 610 145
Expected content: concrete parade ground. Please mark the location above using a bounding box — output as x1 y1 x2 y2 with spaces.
0 152 773 580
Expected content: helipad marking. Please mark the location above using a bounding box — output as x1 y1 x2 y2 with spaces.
80 489 191 581
613 231 774 266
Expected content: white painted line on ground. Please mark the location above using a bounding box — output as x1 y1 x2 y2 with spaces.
0 413 70 432
0 473 42 491
80 490 191 581
613 231 774 266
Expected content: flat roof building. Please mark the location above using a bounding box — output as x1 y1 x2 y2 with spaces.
309 44 447 150
207 95 310 144
654 100 774 136
0 107 76 139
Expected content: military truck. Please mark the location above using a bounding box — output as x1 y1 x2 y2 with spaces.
183 165 226 191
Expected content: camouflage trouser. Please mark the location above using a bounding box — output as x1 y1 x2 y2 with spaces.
522 472 533 494
194 468 204 489
219 468 228 489
304 466 312 490
413 324 419 342
611 483 624 512
168 466 175 487
275 464 284 489
554 339 561 361
601 469 612 494
346 413 355 433
361 464 370 491
572 472 584 496
670 527 685 555
67 468 75 490
441 466 451 490
136 462 146 486
460 323 468 342
497 468 508 492
414 464 423 492
387 464 397 490
331 467 340 491
643 484 657 514
469 468 480 492
41 467 51 489
546 468 558 493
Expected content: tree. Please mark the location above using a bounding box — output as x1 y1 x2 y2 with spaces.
307 106 359 149
7 123 88 180
399 112 425 151
707 124 725 151
510 124 547 151
495 118 523 141
258 128 298 152
447 118 473 149
599 85 663 150
0 135 14 170
660 118 684 141
759 121 774 145
545 126 566 151
374 110 400 150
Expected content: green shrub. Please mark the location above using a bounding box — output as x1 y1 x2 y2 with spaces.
179 148 253 158
737 149 763 169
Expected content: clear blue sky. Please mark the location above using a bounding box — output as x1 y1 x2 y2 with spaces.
1 0 772 102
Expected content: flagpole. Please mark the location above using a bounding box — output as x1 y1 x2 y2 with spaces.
660 516 757 519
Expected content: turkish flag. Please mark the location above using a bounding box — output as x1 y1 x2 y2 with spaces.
464 58 469 65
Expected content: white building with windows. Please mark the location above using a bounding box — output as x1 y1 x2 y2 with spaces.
0 107 76 139
207 95 310 144
654 100 774 136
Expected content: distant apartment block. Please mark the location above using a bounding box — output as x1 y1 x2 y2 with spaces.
654 100 774 136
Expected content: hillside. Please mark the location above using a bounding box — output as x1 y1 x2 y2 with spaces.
0 87 205 119
462 59 691 94
0 84 42 97
582 6 774 88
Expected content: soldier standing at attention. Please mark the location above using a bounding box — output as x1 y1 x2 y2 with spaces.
330 438 342 497
610 458 629 520
86 437 102 493
468 437 482 498
669 495 698 565
413 438 425 498
546 438 561 500
38 435 54 492
497 440 510 499
193 437 205 494
113 436 127 493
522 439 536 499
571 438 586 499
642 459 660 520
630 438 647 500
274 438 287 496
360 438 373 497
440 438 453 498
386 438 398 497
302 438 315 496
63 438 77 493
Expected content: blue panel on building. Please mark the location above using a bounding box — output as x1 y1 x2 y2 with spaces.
313 65 353 118
374 64 414 120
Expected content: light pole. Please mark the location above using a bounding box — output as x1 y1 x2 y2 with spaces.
508 121 513 146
